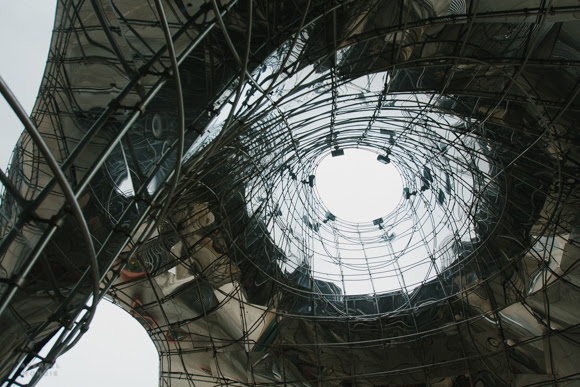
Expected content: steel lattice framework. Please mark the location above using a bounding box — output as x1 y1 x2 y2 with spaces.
1 0 580 386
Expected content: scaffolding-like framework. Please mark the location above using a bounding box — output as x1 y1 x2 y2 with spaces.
1 0 580 385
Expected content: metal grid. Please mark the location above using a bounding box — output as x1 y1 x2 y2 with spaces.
1 0 580 385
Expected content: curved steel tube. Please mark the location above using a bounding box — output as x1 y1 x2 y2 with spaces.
0 76 100 324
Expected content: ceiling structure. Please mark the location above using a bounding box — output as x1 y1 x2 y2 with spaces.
1 0 580 385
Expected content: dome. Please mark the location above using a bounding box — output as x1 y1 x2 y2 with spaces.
1 0 580 385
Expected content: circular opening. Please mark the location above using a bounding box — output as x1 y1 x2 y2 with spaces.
315 149 403 223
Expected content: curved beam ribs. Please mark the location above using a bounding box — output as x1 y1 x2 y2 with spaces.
1 0 580 385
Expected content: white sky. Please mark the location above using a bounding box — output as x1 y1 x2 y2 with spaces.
0 0 56 169
29 301 158 387
316 149 402 223
0 2 158 386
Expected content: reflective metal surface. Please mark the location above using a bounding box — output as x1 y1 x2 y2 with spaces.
1 0 580 385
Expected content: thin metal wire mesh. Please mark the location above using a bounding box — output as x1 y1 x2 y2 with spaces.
1 0 580 386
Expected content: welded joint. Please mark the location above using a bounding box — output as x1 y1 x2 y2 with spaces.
10 275 26 289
